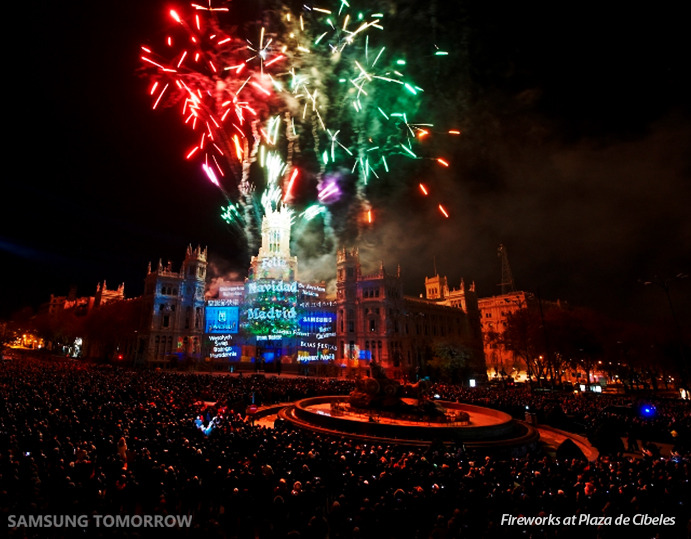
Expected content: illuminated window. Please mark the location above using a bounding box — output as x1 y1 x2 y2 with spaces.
269 230 281 253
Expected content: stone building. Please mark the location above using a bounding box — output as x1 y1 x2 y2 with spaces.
44 282 125 316
335 248 486 380
135 245 207 367
205 202 336 369
93 281 125 308
477 291 537 379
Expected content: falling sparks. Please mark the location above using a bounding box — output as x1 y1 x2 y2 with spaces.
202 163 220 186
140 0 461 249
283 168 299 202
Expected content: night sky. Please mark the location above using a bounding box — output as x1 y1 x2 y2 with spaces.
3 0 690 329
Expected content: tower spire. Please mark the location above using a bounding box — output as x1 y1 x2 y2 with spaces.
498 244 516 294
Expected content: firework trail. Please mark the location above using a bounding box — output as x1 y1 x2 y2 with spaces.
140 0 457 257
140 2 304 247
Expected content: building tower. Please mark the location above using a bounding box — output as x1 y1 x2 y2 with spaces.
425 274 449 300
336 248 485 379
498 244 516 294
248 203 298 281
336 247 361 363
136 245 207 367
180 245 207 339
94 281 125 309
182 244 208 283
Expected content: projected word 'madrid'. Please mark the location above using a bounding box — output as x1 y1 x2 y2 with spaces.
246 306 297 320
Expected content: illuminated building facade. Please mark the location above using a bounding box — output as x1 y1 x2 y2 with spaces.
477 291 537 379
45 281 124 317
94 281 126 308
135 245 207 367
336 248 486 379
203 204 336 368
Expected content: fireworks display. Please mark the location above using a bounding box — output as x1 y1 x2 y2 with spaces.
139 0 459 258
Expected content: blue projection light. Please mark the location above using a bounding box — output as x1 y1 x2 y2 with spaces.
640 405 656 418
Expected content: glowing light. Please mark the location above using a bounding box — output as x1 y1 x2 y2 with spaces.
141 1 461 248
438 204 449 218
202 164 220 186
640 405 656 418
301 204 325 221
283 168 299 202
318 182 340 201
400 145 418 158
250 81 272 96
264 54 285 67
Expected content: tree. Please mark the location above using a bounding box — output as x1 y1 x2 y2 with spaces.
501 308 545 383
502 304 608 387
484 327 503 376
546 307 604 386
23 307 84 354
82 298 143 361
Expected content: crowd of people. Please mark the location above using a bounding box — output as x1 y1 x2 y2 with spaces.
1 357 689 538
429 382 691 454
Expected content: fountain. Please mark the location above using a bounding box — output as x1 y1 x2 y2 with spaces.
278 364 540 454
